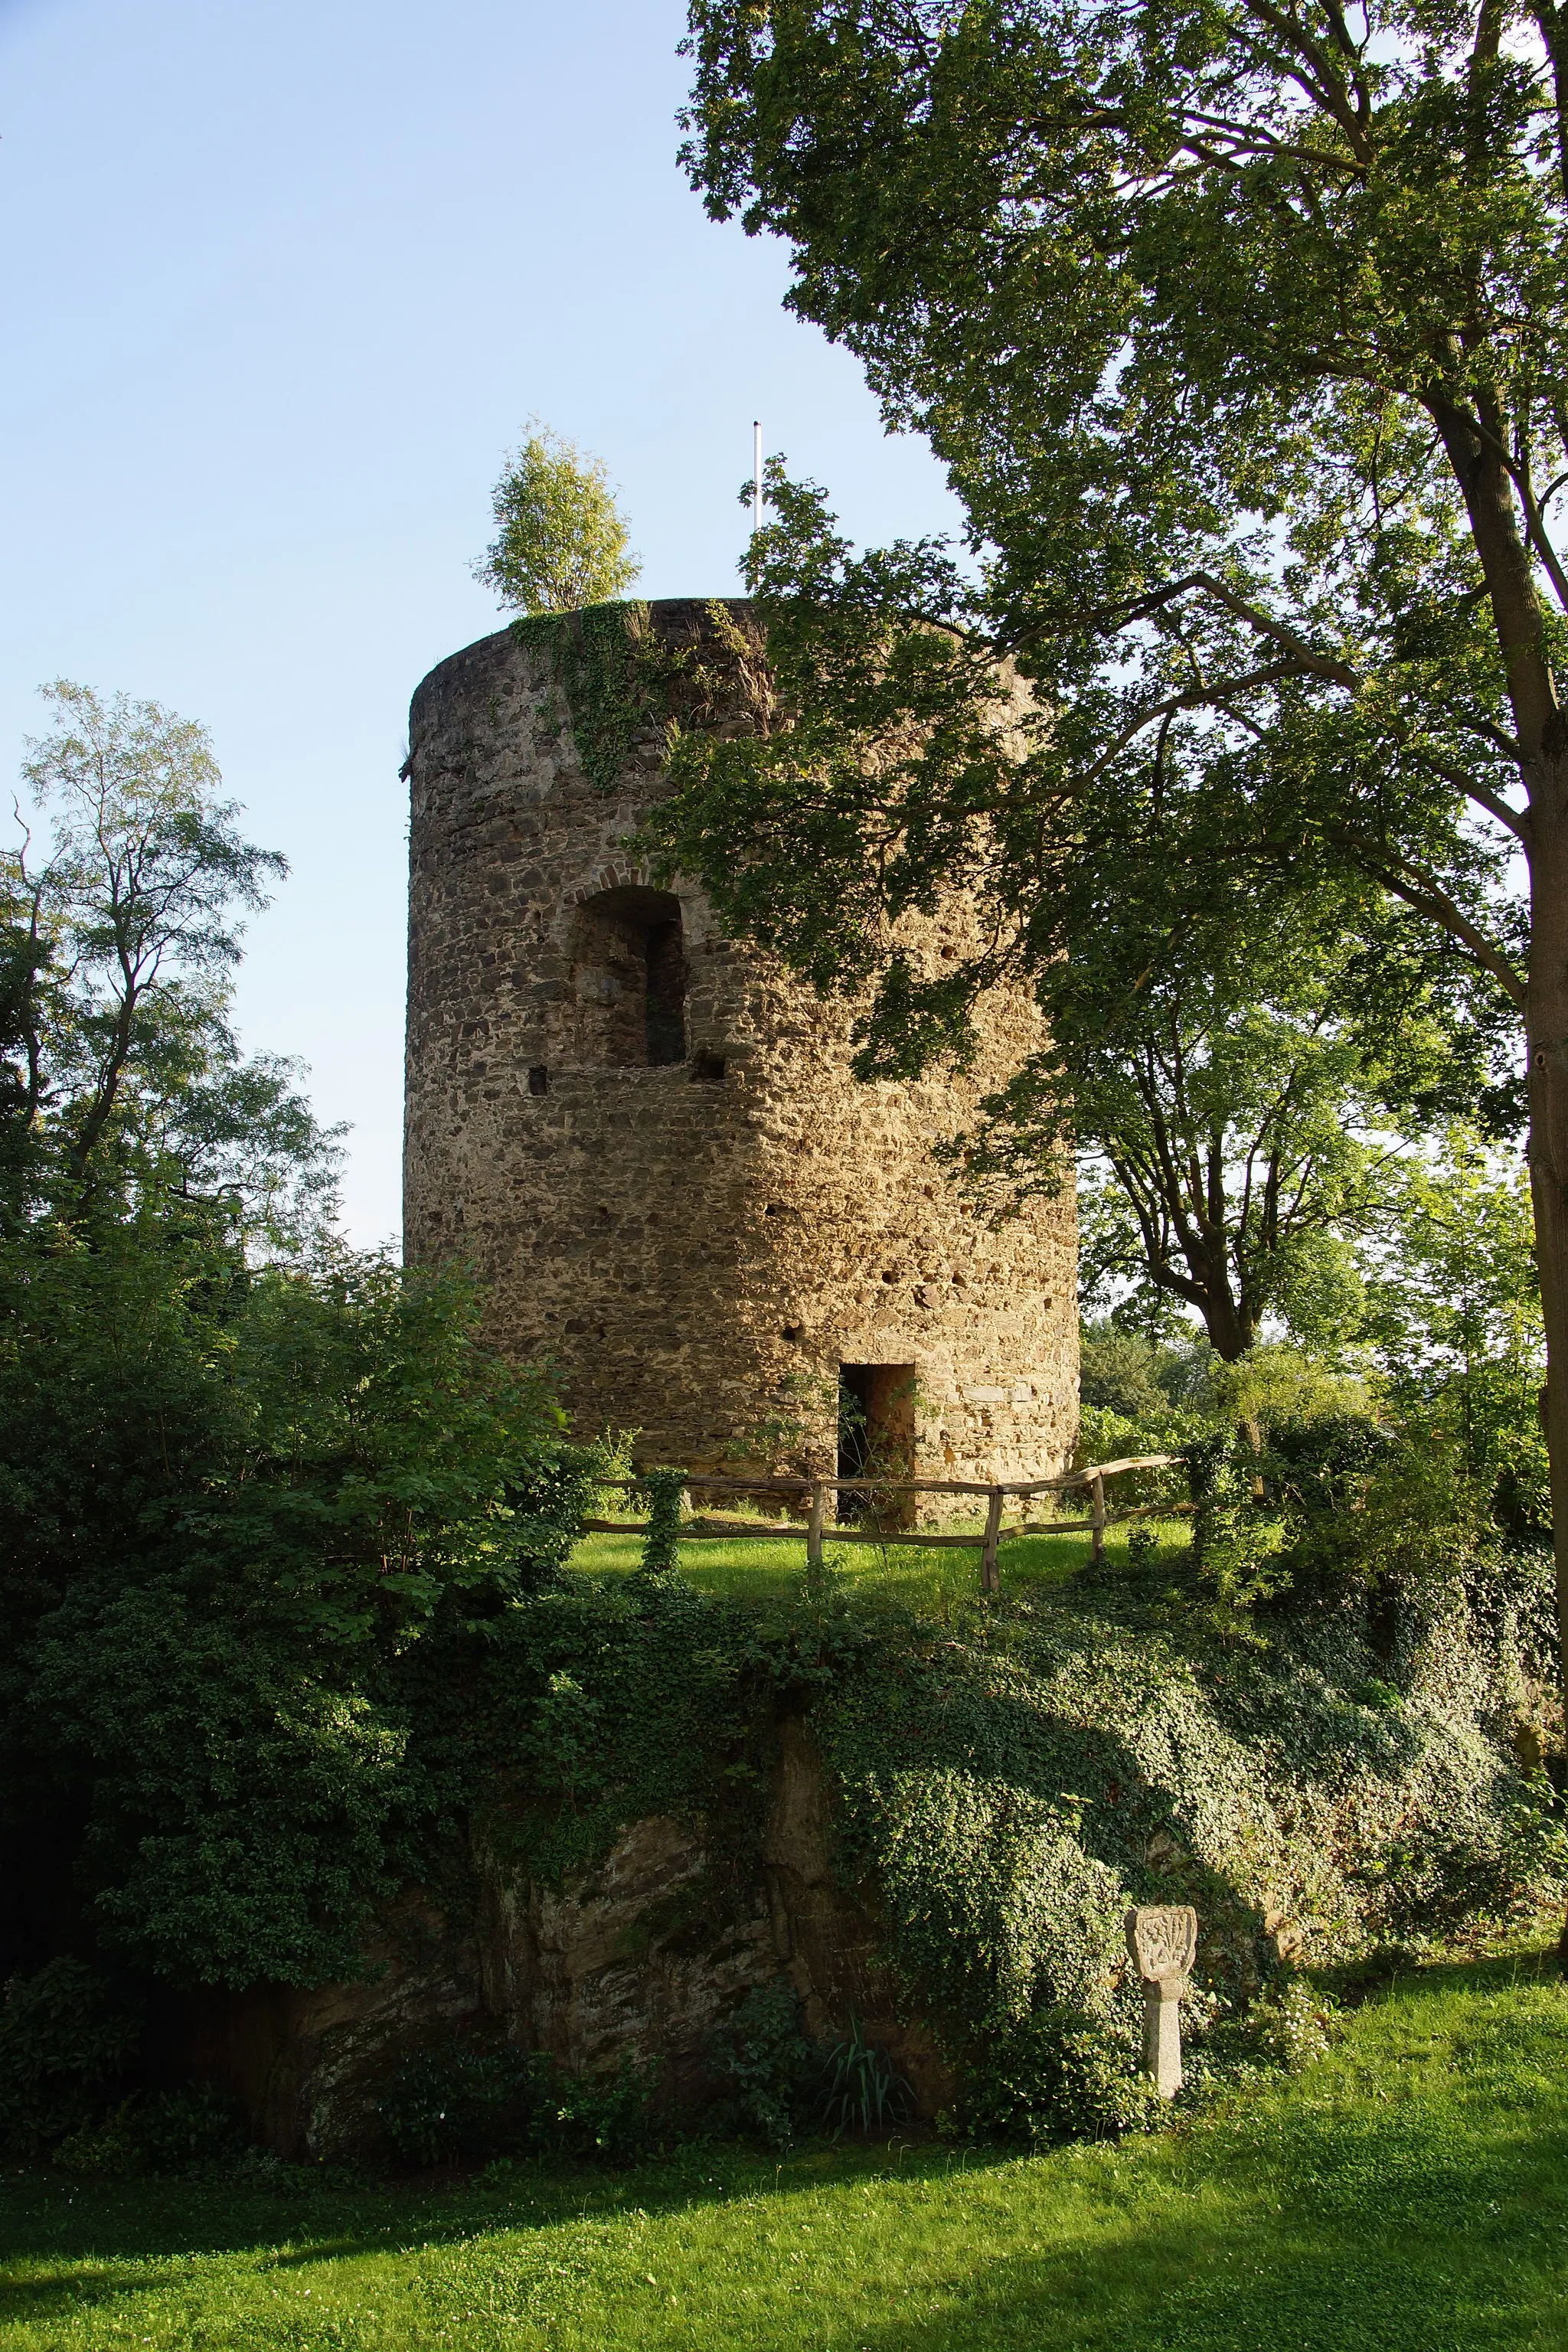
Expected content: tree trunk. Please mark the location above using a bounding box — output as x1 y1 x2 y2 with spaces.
1429 392 1568 1694
1527 776 1568 1690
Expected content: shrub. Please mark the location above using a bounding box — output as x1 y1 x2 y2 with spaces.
965 2011 1164 2146
0 1235 599 1991
1243 1978 1342 2072
0 1959 140 2156
138 2082 251 2175
53 2101 143 2177
1199 1975 1344 2079
53 2082 250 2178
535 2055 658 2163
707 1979 816 2149
632 1466 689 1586
377 2037 658 2169
378 2042 537 2166
1186 1427 1290 1605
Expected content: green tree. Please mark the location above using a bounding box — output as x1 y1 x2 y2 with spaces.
643 486 1484 1361
675 1 1568 1652
996 891 1462 1358
2 681 340 1242
1360 1129 1549 1535
0 1224 587 1988
473 423 640 616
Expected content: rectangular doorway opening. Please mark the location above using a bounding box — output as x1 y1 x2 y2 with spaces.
838 1364 916 1529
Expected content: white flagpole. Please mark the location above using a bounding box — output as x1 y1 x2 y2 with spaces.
753 420 763 531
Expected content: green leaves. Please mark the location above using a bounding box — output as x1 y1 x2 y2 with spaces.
3 679 340 1240
666 3 1568 1403
0 1224 590 1988
473 423 640 617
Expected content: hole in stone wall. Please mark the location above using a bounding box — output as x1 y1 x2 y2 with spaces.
644 918 687 1067
567 887 688 1068
690 1051 727 1085
838 1364 917 1527
528 1066 549 1096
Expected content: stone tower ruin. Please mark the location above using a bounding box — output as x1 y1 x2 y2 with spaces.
403 600 1078 1489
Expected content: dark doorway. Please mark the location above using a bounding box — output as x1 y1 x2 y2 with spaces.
838 1363 916 1527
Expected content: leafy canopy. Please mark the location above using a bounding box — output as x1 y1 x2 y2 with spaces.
672 0 1568 1625
473 423 641 616
678 0 1554 1018
642 474 1494 1359
2 681 340 1243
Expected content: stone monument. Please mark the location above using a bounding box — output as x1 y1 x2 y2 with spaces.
402 599 1079 1491
1126 1903 1198 2098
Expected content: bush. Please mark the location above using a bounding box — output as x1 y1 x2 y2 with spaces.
1198 1975 1343 2081
1242 1978 1341 2071
0 1959 140 2156
53 2101 143 2177
377 2037 658 2168
535 2056 658 2163
0 1233 599 1991
138 2082 251 2175
965 2011 1164 2146
378 2043 537 2166
1186 1427 1291 1605
707 1980 816 2149
53 2082 250 2178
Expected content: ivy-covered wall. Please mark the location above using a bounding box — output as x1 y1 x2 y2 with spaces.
198 1549 1560 2155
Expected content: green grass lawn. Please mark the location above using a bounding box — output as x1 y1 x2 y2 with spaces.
570 1515 1192 1610
5 1946 1567 2350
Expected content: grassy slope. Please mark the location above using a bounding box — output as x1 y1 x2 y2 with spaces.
570 1516 1192 1609
5 1949 1566 2351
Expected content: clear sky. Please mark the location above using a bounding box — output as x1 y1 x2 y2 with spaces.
0 0 961 1245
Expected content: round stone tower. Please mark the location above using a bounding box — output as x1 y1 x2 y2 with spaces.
403 600 1078 1486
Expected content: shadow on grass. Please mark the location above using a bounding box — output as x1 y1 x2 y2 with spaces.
835 2184 1568 2352
5 1957 1568 2348
0 2144 946 2323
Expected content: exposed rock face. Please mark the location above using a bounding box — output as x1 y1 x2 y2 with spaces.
195 1720 951 2158
403 601 1078 1491
481 1811 777 2102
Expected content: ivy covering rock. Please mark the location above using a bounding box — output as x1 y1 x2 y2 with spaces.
1 1210 1560 2162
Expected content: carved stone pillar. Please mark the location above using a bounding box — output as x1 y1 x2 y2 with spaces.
1126 1903 1197 2099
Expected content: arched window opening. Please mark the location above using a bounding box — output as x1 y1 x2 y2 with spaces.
568 887 688 1067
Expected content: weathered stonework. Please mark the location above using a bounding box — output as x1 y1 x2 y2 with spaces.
403 600 1078 1488
191 1720 954 2158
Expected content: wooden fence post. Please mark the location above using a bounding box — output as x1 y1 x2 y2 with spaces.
806 1481 825 1571
1090 1473 1106 1564
980 1488 1004 1593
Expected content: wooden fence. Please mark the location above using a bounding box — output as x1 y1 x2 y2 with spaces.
583 1455 1186 1593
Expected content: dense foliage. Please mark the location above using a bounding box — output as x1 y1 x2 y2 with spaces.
0 1220 594 1992
0 647 1554 2173
671 0 1568 1638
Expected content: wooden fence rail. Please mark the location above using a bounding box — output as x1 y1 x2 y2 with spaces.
583 1455 1186 1592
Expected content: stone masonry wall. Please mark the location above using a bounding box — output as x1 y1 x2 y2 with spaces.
403 600 1078 1491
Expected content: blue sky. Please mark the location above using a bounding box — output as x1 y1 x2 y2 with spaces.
0 0 961 1243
